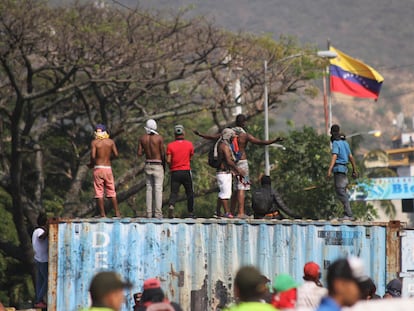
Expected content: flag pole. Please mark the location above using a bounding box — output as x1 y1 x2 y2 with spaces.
327 40 333 131
323 67 329 135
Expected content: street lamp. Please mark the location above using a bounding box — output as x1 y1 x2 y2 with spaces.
263 50 337 175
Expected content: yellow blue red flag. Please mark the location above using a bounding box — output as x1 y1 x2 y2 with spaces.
329 46 384 99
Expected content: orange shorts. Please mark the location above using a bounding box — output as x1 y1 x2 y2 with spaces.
93 166 116 198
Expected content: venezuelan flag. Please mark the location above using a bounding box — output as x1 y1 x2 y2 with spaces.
329 46 384 99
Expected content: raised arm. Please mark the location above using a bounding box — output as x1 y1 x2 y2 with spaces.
193 130 220 141
246 133 283 145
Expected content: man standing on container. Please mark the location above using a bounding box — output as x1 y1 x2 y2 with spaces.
88 124 120 217
81 271 132 311
217 128 245 218
327 124 358 221
231 114 283 217
138 119 165 218
166 125 195 218
32 212 48 309
194 114 282 217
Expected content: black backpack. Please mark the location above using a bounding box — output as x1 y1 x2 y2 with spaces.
208 139 222 168
251 188 272 215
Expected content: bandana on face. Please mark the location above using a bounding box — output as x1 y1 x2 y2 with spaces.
94 129 109 139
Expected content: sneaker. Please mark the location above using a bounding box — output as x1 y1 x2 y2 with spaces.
214 213 222 219
168 205 174 219
338 216 355 221
224 213 234 219
237 214 248 219
34 301 47 308
188 213 196 219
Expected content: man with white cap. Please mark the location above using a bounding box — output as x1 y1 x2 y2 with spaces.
138 119 165 218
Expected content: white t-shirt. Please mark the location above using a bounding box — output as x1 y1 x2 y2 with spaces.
32 227 48 262
296 281 328 309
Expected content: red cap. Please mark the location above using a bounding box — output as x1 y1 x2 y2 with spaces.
304 262 320 279
143 278 161 290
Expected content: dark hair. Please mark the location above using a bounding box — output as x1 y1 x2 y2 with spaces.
235 266 265 301
37 212 48 227
140 288 165 304
327 259 354 295
261 176 271 186
330 124 340 134
235 114 247 127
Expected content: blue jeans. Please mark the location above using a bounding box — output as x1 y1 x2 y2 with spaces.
334 173 353 217
35 260 48 303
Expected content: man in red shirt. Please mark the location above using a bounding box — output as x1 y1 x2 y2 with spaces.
166 125 195 218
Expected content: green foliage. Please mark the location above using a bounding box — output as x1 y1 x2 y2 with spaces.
272 126 339 219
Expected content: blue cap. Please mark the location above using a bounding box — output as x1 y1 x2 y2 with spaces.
95 124 106 131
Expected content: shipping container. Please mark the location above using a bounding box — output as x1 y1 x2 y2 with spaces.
47 218 403 311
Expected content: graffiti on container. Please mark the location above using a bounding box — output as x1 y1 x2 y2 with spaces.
318 230 362 246
92 231 110 269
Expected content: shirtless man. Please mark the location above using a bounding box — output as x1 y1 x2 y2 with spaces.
137 119 165 218
88 124 120 217
194 114 282 217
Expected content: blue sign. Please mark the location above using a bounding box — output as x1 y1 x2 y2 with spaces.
349 177 414 201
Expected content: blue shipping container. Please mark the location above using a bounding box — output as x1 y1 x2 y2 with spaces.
48 218 391 311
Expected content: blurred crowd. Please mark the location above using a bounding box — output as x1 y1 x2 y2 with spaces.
80 257 402 311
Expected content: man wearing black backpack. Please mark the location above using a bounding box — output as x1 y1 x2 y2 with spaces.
216 128 246 218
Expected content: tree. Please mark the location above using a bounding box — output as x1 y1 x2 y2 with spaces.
264 126 376 220
0 0 323 304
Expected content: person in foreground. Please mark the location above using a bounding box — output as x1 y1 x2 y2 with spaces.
225 266 276 311
316 257 368 311
296 262 328 309
134 278 182 311
81 271 132 311
88 124 120 217
327 124 357 221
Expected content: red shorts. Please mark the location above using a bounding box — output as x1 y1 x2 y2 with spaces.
93 166 116 198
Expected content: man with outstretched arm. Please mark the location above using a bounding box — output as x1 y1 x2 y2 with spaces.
138 119 165 218
88 124 120 217
194 114 282 218
327 124 358 221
